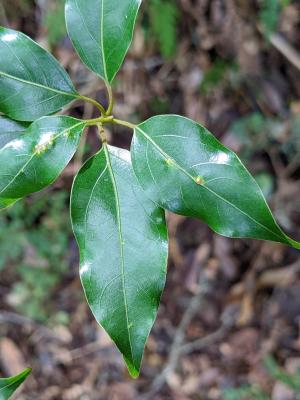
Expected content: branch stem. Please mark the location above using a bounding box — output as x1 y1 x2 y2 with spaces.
85 116 136 130
85 116 114 126
97 123 107 143
77 95 106 116
105 81 114 116
113 118 136 130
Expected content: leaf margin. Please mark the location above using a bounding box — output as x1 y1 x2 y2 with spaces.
0 367 31 399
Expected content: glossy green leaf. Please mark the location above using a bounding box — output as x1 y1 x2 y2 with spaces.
0 116 29 149
71 145 168 377
65 0 142 83
0 368 31 400
0 116 85 209
131 115 300 249
0 27 79 121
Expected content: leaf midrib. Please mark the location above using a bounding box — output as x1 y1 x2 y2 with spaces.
103 144 134 363
100 0 108 81
0 70 78 99
135 126 286 243
0 378 20 394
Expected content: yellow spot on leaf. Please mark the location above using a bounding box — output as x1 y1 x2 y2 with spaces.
194 176 204 185
34 133 55 155
35 144 45 154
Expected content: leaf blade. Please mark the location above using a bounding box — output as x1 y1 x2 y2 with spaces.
0 27 78 121
131 114 300 249
0 368 31 400
0 116 29 149
0 116 85 208
65 0 142 83
71 145 168 376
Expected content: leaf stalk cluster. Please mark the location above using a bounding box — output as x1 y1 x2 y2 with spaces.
81 84 136 131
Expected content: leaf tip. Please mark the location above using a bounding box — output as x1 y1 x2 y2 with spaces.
124 357 140 379
128 366 140 379
24 367 32 375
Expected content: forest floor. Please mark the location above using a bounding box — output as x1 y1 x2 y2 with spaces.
0 1 300 399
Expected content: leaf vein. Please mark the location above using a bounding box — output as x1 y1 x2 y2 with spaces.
104 144 134 364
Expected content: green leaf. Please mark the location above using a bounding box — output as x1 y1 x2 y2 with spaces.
131 115 300 249
71 145 168 377
65 0 142 83
0 116 29 149
0 368 31 400
0 27 79 121
0 116 85 209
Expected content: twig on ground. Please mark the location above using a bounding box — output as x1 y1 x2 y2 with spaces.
256 23 300 72
0 311 64 342
143 316 232 399
141 238 238 400
269 33 300 72
180 324 229 355
141 272 213 399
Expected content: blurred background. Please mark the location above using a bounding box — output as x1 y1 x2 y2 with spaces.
0 0 300 399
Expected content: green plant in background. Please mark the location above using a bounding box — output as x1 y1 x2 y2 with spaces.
264 356 300 392
148 0 179 59
230 112 300 197
259 0 291 37
230 112 275 161
223 356 300 399
44 0 66 46
230 112 300 164
224 385 269 400
0 0 300 379
0 368 31 400
0 191 71 322
149 96 171 115
200 59 237 94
